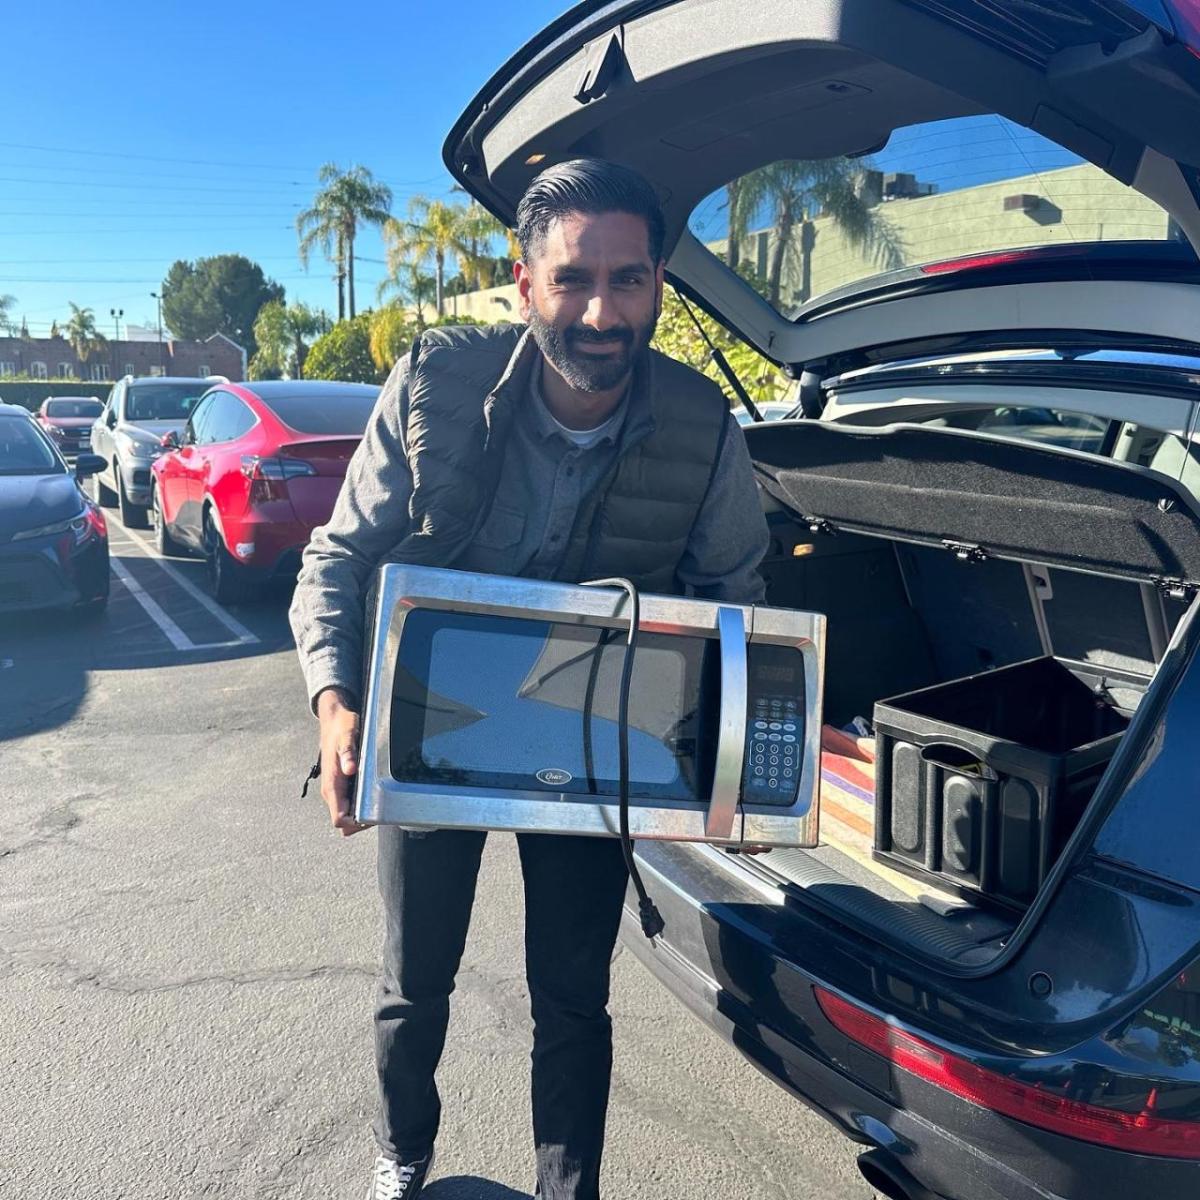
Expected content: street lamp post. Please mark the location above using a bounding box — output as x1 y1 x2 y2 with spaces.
150 292 164 374
109 307 123 381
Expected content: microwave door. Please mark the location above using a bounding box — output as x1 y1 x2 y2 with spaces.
355 565 824 848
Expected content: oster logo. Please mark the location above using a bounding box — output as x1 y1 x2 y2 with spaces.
536 768 573 787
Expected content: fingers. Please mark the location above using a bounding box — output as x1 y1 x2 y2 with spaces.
318 708 364 837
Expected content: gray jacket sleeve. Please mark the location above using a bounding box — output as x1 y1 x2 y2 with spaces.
676 411 770 605
288 356 415 712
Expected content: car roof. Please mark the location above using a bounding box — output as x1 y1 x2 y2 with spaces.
0 402 34 418
125 376 216 386
233 380 379 399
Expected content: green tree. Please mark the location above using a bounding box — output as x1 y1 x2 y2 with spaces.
386 197 471 318
296 164 393 322
367 305 415 375
160 254 283 357
378 258 437 331
0 294 16 336
303 313 380 383
250 301 332 380
64 302 105 363
652 285 788 408
728 159 904 308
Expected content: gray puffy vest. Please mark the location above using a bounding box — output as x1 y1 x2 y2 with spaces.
387 323 729 595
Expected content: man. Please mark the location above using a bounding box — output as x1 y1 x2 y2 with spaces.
289 158 770 1200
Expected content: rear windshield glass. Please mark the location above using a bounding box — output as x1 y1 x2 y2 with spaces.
0 418 61 475
44 398 103 418
261 390 379 435
126 383 207 422
689 114 1178 318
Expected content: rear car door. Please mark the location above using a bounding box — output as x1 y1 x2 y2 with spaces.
198 391 257 528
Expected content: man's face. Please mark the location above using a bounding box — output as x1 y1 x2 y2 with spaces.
515 210 664 393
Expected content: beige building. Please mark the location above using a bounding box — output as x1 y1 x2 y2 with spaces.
424 163 1172 326
719 163 1172 312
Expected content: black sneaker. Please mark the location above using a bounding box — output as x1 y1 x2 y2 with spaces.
366 1151 435 1199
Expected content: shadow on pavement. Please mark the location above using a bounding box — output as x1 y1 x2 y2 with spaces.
424 1180 531 1200
0 576 296 743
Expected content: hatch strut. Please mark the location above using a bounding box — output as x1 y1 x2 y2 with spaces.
675 291 764 423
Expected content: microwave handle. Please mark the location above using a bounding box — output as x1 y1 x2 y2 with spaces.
705 606 748 841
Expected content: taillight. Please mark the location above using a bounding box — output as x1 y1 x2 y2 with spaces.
240 455 316 502
815 986 1200 1159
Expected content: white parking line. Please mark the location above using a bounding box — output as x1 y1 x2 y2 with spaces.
108 527 260 646
109 557 197 652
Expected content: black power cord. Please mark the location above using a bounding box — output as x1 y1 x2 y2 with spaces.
582 576 665 940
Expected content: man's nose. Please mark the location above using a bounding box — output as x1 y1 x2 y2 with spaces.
581 289 621 332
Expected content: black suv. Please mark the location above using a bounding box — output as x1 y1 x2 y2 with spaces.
447 4 1200 1198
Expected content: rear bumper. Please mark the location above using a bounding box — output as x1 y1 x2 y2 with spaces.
621 841 1197 1200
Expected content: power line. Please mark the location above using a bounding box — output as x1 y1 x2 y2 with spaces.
0 139 454 185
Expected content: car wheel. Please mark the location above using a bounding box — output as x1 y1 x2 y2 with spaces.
151 484 185 557
203 510 254 604
116 465 149 530
90 469 117 508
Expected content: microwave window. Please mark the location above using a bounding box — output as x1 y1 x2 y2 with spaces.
389 609 717 801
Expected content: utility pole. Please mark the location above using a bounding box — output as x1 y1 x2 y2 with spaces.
150 292 164 374
109 307 123 380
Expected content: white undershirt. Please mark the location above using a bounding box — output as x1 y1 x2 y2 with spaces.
533 363 628 449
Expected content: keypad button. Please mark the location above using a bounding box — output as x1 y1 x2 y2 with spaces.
754 721 768 730
783 722 796 733
767 722 781 731
783 734 796 743
768 733 782 743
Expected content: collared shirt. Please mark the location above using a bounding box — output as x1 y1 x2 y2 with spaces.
289 344 770 709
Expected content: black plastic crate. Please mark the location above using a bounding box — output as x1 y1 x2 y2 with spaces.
873 657 1132 911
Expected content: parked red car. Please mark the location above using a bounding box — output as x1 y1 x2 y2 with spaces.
36 396 104 462
150 380 379 601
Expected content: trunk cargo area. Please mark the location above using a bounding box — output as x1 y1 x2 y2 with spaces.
741 420 1200 967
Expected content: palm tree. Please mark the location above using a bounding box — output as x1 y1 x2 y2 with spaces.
378 259 437 331
729 159 905 308
368 305 416 374
0 294 17 336
286 303 330 377
296 164 393 321
250 300 332 379
64 302 104 362
386 197 473 318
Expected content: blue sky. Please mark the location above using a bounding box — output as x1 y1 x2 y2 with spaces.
5 2 1086 340
3 0 569 338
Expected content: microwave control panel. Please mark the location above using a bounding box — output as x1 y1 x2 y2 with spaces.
741 645 805 807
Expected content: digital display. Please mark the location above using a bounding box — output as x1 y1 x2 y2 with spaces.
755 664 797 684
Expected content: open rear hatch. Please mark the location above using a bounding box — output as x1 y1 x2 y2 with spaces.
446 0 1200 364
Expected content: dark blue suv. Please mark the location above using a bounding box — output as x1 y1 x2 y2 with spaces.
448 3 1200 1197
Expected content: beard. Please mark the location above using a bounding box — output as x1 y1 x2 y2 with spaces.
527 305 656 393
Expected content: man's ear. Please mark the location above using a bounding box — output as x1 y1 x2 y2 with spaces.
514 259 534 321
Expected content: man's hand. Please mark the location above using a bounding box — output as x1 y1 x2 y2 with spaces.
317 687 366 837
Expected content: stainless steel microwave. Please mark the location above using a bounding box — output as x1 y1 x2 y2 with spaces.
355 565 826 848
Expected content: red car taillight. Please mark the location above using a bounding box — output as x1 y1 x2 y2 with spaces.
240 455 316 502
815 986 1200 1159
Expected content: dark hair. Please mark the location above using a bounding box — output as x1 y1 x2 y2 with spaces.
516 158 666 264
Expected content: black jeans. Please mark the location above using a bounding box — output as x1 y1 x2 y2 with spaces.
373 826 630 1200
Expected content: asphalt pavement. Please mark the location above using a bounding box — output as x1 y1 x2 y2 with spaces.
0 523 875 1199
